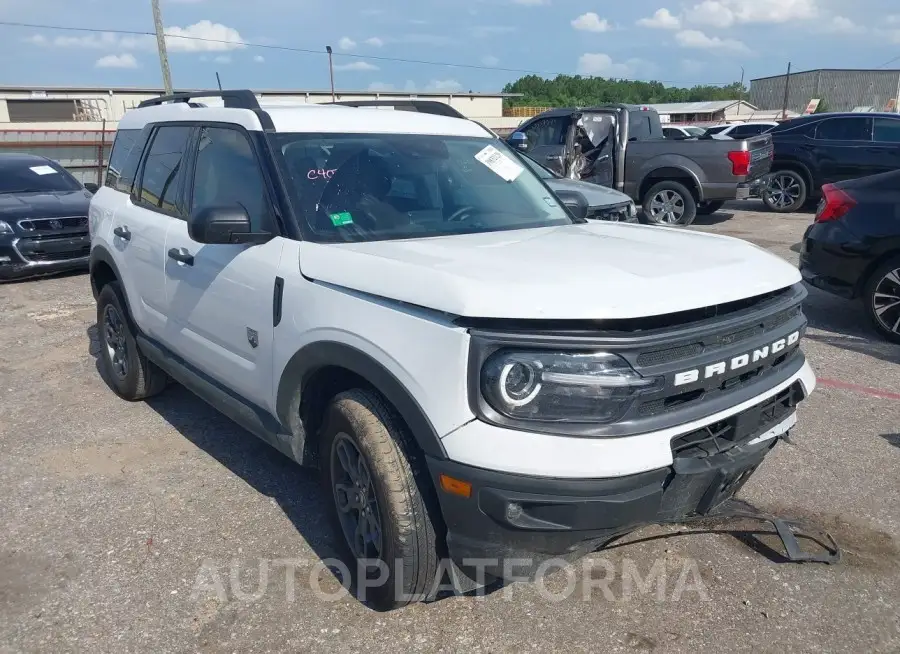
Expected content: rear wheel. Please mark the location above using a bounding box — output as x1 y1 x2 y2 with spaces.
696 200 725 216
762 170 807 213
321 389 440 610
642 181 697 226
864 256 900 344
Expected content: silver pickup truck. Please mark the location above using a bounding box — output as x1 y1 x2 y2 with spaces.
509 104 774 226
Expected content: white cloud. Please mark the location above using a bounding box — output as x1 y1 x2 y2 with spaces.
253 55 265 63
821 16 864 34
337 36 356 51
364 37 384 47
637 8 681 29
24 34 48 45
889 15 900 24
675 29 750 54
164 21 246 52
512 0 549 5
571 13 611 33
425 79 463 92
333 60 379 71
687 0 818 28
481 55 500 66
576 53 638 78
213 55 231 64
368 81 395 91
95 53 138 69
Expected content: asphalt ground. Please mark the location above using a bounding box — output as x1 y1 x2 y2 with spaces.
1 201 898 653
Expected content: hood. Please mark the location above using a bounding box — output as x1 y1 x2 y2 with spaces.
545 178 631 208
298 223 802 320
0 190 92 227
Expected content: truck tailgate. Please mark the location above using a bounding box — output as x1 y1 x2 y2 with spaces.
747 134 774 180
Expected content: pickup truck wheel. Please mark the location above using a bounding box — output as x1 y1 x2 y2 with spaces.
762 171 807 213
696 201 725 215
864 256 900 344
96 282 168 401
643 181 697 226
321 389 440 610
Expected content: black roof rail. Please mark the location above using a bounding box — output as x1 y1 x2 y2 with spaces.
328 99 467 119
137 89 261 110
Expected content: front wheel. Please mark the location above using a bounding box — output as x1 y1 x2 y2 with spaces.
642 181 697 226
864 256 900 344
762 170 807 213
321 389 440 610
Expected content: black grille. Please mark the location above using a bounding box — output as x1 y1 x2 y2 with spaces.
24 249 89 262
637 343 703 367
671 382 804 459
18 216 88 231
587 203 631 222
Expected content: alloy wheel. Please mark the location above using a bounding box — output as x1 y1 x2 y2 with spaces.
330 433 384 561
765 174 802 210
102 304 129 380
872 267 900 336
649 190 686 224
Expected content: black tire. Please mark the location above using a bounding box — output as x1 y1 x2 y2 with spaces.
863 255 900 344
96 282 168 401
762 170 807 213
696 200 725 215
321 389 440 610
642 181 697 226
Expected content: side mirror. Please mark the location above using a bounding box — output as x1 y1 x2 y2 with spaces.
83 182 99 194
509 131 530 152
553 190 589 220
189 205 271 245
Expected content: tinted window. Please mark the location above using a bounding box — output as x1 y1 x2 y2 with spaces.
628 113 653 140
873 117 900 143
815 117 872 141
704 125 730 135
277 133 573 243
729 124 767 138
663 127 681 139
0 158 82 194
105 129 147 194
138 126 191 215
523 117 566 147
191 126 274 232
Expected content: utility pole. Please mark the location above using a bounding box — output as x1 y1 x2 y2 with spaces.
737 66 745 116
151 0 173 94
326 46 336 101
216 72 222 91
781 61 792 121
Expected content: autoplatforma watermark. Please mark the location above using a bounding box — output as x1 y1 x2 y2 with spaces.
189 556 709 604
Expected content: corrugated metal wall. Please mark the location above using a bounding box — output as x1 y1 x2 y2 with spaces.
0 130 112 184
749 70 900 113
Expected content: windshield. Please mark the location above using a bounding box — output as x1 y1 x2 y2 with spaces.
517 153 557 180
275 133 574 243
704 125 730 135
684 127 706 136
0 159 82 194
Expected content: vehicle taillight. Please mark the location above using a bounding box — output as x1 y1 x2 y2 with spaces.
727 150 751 176
816 184 856 223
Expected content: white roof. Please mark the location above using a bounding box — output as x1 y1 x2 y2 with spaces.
117 100 492 138
648 100 757 114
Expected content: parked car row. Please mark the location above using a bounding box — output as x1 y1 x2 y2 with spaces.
662 121 778 141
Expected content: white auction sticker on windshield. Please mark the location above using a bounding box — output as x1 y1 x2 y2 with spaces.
474 145 523 182
29 165 58 175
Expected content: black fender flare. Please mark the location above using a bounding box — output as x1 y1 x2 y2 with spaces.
275 341 447 459
771 159 815 191
88 245 121 296
636 164 705 203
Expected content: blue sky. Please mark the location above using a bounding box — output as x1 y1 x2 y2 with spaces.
1 0 898 92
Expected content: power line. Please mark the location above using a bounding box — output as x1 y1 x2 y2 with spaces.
0 20 738 87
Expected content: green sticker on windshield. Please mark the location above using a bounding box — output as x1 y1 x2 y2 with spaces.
329 211 354 226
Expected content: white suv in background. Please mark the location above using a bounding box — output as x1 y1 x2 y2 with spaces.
88 91 815 609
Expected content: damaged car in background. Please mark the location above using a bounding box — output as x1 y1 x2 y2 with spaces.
509 104 774 226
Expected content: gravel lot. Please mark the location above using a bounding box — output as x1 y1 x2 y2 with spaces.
1 201 898 653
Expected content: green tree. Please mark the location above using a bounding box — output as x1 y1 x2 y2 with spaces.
501 75 745 108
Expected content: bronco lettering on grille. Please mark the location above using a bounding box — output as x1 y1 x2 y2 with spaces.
673 330 800 387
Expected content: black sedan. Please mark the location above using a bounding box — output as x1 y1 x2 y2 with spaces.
800 168 900 342
0 153 94 281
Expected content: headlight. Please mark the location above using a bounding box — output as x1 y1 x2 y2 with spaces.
480 350 662 424
0 220 13 235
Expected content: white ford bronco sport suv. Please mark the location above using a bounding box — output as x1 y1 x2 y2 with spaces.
89 90 815 609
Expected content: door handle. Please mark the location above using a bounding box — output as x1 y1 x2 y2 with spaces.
597 154 611 162
167 248 194 266
545 154 562 161
113 226 131 241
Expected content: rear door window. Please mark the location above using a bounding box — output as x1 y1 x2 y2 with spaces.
873 117 900 143
815 117 873 141
522 117 567 147
137 125 192 217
